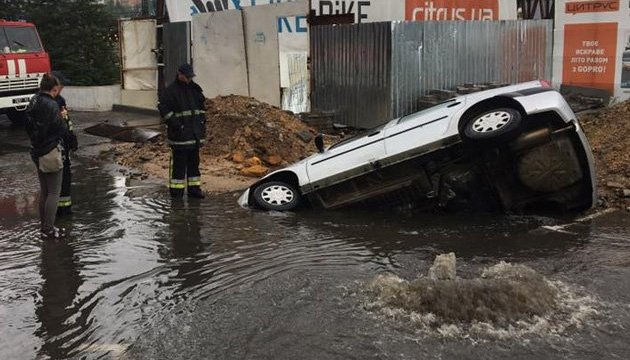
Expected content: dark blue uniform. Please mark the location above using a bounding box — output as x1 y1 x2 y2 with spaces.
56 95 77 215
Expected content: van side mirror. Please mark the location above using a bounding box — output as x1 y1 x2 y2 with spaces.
315 133 325 153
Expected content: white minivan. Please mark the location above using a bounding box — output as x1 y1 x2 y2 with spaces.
239 81 597 213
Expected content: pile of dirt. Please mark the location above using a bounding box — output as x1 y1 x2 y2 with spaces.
114 95 318 192
203 95 316 166
579 99 630 210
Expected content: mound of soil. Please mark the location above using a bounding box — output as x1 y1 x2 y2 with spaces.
114 95 318 192
203 95 316 165
579 99 630 210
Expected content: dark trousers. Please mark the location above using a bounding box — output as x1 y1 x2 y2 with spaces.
58 144 72 213
169 146 201 196
37 169 62 232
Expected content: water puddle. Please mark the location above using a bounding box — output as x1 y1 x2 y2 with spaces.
363 253 603 340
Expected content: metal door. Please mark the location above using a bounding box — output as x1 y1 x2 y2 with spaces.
162 21 190 88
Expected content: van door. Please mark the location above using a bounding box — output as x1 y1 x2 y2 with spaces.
306 126 387 188
383 100 465 160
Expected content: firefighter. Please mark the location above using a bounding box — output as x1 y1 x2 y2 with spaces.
157 64 206 199
54 74 78 216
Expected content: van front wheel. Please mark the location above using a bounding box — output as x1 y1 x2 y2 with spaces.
253 181 301 211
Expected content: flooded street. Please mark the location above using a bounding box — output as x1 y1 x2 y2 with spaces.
1 115 630 360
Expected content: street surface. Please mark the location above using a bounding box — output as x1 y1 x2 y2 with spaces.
1 113 629 360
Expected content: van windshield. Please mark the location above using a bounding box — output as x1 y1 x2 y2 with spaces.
1 26 43 53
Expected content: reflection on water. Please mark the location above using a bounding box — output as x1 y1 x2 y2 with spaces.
1 133 630 359
36 239 82 359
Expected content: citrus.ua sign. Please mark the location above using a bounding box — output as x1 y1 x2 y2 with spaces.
405 0 499 21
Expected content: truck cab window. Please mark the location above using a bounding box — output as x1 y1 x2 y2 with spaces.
0 28 10 53
4 26 43 53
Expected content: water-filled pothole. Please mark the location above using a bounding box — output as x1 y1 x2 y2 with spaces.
363 254 602 340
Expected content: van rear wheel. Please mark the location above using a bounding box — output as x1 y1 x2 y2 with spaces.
461 107 522 144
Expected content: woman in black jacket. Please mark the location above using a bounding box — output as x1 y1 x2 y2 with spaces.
26 73 67 239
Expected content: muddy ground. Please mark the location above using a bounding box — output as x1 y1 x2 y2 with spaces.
113 96 630 210
579 100 630 210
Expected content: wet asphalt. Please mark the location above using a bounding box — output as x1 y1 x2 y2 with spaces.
1 113 630 360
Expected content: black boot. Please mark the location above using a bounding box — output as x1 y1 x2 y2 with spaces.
57 206 73 216
188 187 205 199
170 188 184 198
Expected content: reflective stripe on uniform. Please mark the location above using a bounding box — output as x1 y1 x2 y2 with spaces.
172 110 205 118
164 111 174 120
58 196 72 207
169 179 186 189
167 139 206 146
188 177 201 186
176 110 193 117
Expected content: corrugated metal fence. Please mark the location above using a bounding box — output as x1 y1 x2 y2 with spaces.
311 20 553 128
310 22 391 128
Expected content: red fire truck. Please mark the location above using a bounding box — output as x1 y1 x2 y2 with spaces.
0 20 51 125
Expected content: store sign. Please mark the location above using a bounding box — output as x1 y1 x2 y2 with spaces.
405 0 499 21
553 0 630 100
565 1 620 14
167 0 512 23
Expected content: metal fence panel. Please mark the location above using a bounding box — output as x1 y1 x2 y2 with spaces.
312 20 552 128
392 20 553 118
310 22 391 128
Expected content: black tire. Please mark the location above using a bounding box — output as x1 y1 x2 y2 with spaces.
461 107 522 143
253 181 300 211
7 109 28 126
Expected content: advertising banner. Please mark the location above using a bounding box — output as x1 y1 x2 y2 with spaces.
165 0 516 23
553 0 630 100
405 0 500 21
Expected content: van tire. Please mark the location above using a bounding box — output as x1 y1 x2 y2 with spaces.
253 181 301 211
461 107 522 144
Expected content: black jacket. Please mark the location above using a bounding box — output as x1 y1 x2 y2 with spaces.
158 78 206 147
56 95 78 151
26 92 67 159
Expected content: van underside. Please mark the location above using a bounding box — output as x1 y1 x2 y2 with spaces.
306 112 594 213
